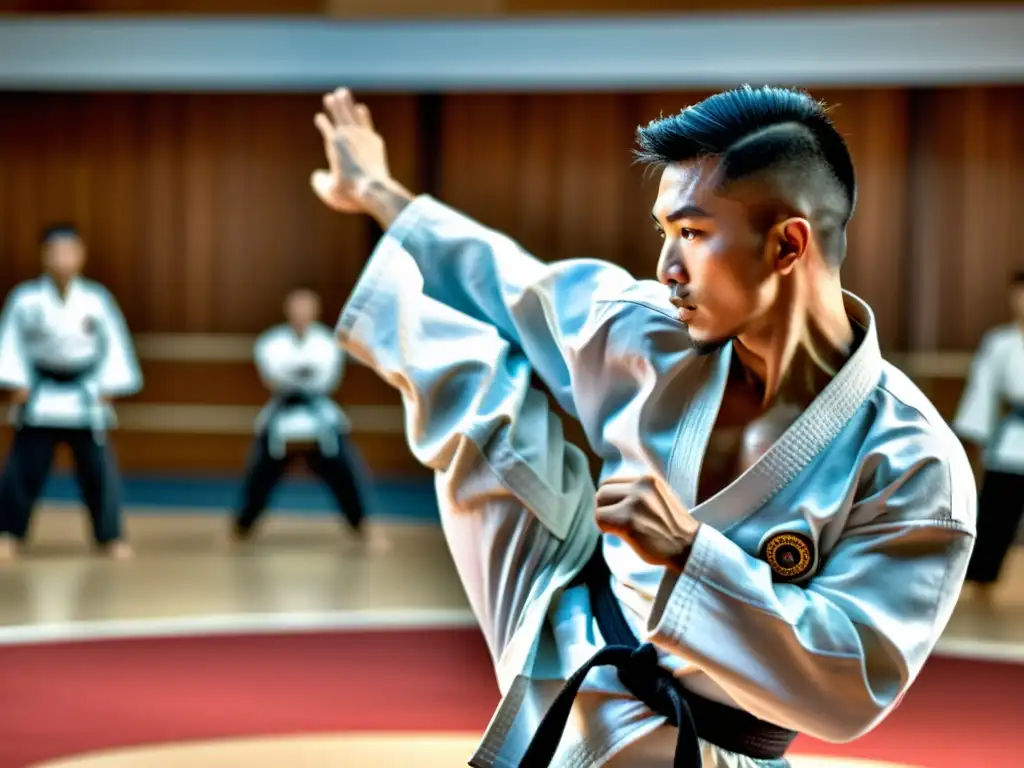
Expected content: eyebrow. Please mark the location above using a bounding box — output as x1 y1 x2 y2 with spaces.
651 205 713 226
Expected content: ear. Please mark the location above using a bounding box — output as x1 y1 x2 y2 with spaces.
772 217 812 275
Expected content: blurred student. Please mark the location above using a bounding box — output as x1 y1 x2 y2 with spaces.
0 224 141 561
954 271 1024 599
233 287 386 552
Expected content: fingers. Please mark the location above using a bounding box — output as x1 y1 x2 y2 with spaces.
595 483 630 507
324 87 359 127
355 103 374 131
313 112 334 141
313 113 340 176
594 499 633 529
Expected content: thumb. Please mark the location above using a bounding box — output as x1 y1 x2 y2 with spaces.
310 169 334 201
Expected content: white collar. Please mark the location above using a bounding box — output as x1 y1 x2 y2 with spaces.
689 290 883 530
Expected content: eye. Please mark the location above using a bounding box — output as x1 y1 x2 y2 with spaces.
680 228 700 242
652 223 665 240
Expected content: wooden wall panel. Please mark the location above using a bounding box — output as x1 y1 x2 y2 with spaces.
1 86 1022 476
435 89 912 350
124 359 400 407
907 87 1024 352
0 93 420 334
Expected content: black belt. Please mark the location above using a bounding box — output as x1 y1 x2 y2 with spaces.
277 392 315 408
518 547 797 767
34 365 93 384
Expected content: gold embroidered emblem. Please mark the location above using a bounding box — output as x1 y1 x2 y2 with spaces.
761 532 814 581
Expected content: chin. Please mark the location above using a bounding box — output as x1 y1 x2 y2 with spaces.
685 329 734 357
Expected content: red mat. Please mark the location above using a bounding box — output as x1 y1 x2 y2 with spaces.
0 628 1019 767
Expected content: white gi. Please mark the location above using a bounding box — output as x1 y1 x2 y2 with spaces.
0 276 140 433
336 196 977 767
253 322 351 459
953 323 1024 583
235 322 366 534
0 275 141 544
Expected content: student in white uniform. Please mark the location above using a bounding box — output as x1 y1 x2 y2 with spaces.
0 224 141 561
953 271 1024 595
233 287 381 549
311 87 976 767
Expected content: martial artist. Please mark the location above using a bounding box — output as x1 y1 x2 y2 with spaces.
953 270 1024 598
0 224 141 561
312 86 977 767
233 287 385 552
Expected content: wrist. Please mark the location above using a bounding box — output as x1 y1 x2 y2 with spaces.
668 523 701 574
360 177 414 230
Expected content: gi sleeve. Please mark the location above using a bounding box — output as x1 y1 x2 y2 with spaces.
92 287 142 398
369 194 640 417
0 287 31 390
310 343 345 395
952 331 1003 446
336 239 598 541
647 453 976 743
254 332 291 392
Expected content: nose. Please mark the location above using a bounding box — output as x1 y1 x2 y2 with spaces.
656 242 688 287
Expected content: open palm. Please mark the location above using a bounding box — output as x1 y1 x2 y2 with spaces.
311 88 391 213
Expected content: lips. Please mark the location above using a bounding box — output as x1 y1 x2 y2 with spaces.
669 297 696 321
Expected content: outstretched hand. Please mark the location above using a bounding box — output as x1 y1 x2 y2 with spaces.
595 476 700 572
311 88 392 214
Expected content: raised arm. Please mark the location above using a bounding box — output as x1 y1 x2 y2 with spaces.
310 88 643 417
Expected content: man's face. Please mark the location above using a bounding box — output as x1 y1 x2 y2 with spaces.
42 235 86 281
652 160 779 354
285 290 321 329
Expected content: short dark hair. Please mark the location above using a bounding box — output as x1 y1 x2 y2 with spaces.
40 223 79 245
635 85 856 265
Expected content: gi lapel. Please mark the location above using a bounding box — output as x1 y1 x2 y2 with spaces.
674 292 883 533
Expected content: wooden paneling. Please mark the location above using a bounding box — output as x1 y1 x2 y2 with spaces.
907 87 1024 351
0 92 419 334
2 87 1023 475
125 360 400 407
435 89 913 349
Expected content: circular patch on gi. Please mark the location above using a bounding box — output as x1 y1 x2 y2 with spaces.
760 532 815 581
82 316 97 335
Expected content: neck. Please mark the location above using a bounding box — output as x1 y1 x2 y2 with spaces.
48 273 72 296
733 265 854 408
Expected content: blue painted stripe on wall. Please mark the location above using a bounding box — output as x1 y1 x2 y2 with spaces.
2 10 1024 91
42 474 441 523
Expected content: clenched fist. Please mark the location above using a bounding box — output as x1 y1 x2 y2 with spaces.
311 88 413 228
595 476 700 572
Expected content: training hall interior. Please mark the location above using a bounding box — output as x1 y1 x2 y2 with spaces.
0 1 1023 767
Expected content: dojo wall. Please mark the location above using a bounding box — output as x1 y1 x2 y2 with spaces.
1 87 1022 474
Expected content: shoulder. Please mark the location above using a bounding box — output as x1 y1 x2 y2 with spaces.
581 278 694 366
861 363 975 530
976 324 1019 354
79 279 121 308
256 325 289 348
4 279 42 307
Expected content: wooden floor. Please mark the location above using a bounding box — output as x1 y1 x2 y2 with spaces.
1 505 1022 661
1 505 1016 768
